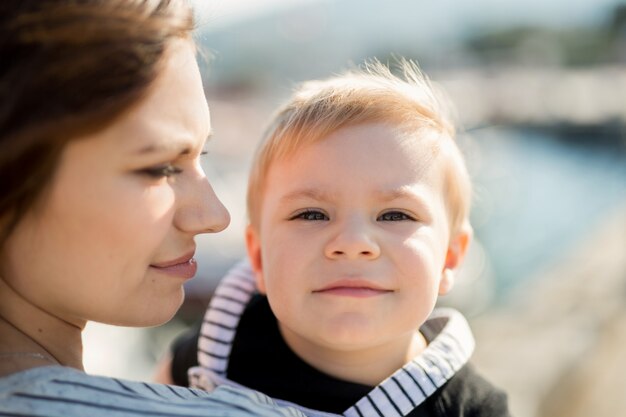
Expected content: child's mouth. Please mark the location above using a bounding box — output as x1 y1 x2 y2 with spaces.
313 278 393 297
313 286 392 298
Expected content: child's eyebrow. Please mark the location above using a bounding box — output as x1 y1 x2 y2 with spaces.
280 188 336 203
375 187 435 218
375 187 427 202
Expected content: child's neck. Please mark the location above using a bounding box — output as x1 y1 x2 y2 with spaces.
279 324 428 386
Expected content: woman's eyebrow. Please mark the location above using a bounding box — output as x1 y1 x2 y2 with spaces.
133 143 191 155
132 131 212 156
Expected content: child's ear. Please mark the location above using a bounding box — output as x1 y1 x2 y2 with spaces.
439 222 472 295
245 225 266 294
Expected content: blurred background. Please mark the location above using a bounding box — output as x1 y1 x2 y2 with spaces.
84 1 626 416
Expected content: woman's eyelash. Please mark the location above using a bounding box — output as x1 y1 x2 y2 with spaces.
378 211 416 221
140 164 182 179
289 210 329 221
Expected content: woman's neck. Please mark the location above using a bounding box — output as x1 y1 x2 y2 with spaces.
0 278 84 375
279 323 428 386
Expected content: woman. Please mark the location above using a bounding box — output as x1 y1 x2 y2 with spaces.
0 1 303 416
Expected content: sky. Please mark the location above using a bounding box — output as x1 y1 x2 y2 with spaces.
191 0 624 29
190 0 320 28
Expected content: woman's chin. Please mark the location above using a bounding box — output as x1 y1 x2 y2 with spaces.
103 293 184 327
143 300 184 327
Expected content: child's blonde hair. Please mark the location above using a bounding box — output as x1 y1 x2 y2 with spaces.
247 59 471 236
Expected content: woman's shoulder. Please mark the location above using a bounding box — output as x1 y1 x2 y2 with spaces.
0 365 80 391
0 365 306 417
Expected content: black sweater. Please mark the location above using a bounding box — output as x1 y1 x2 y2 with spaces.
171 294 510 417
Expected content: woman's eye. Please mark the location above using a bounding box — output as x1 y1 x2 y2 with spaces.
290 210 329 221
378 211 415 221
140 164 182 179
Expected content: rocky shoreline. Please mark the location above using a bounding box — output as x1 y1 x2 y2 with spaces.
470 204 626 417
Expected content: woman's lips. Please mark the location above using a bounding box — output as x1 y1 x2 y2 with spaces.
150 254 197 279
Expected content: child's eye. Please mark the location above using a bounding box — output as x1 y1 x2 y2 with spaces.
378 211 415 221
289 210 329 221
140 164 183 179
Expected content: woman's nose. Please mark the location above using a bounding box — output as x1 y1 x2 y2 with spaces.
174 171 230 235
324 219 380 260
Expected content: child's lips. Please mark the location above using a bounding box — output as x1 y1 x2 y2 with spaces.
313 279 393 298
314 286 391 297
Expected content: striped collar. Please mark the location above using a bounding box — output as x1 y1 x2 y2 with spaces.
190 260 475 417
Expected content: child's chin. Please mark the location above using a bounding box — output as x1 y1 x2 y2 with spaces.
318 326 382 348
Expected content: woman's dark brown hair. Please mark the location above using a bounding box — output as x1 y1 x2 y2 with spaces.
0 0 194 247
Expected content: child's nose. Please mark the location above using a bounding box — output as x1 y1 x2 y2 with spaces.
324 219 381 260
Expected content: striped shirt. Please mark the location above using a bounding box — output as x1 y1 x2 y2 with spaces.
189 260 476 417
0 365 306 417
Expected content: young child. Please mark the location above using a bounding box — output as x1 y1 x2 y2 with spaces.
168 60 510 417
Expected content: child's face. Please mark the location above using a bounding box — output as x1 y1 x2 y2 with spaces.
247 122 465 354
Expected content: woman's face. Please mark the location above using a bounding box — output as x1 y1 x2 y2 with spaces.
1 40 230 327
